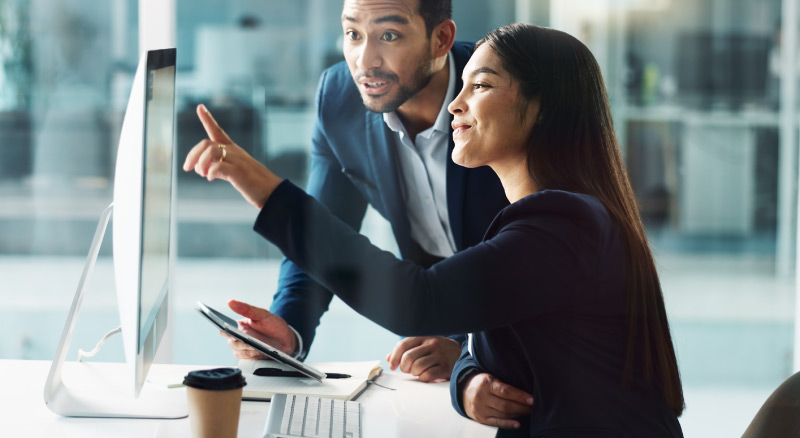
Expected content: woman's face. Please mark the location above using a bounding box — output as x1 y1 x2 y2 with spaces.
448 44 539 169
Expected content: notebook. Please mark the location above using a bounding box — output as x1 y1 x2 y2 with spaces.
237 360 383 401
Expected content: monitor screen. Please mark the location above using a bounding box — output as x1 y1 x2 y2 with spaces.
139 56 175 352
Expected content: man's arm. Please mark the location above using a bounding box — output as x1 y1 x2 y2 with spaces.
268 69 369 359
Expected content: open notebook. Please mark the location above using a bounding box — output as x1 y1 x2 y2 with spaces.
237 360 383 401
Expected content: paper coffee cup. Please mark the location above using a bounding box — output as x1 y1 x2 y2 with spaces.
183 368 247 438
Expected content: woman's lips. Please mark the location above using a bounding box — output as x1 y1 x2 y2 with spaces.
451 122 472 138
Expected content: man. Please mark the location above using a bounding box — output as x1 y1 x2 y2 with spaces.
228 0 505 382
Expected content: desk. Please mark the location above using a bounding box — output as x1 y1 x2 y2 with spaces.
0 360 497 437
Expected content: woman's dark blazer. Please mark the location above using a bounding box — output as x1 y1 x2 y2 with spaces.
255 181 683 437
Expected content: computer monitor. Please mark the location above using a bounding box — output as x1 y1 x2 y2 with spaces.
44 48 186 418
113 48 176 398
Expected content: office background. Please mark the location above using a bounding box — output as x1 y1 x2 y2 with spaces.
0 0 797 436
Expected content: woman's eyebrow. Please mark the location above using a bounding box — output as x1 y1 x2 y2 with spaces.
463 66 501 81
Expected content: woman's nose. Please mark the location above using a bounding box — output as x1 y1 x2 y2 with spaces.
448 90 466 115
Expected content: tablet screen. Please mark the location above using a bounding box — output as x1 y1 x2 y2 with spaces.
195 301 326 381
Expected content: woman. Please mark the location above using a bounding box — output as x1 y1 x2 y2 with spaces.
185 23 684 437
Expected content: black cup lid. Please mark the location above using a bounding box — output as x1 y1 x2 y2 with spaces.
183 367 247 390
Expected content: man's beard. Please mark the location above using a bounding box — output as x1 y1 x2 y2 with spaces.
360 56 435 113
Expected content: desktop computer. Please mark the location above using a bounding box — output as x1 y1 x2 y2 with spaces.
43 48 186 418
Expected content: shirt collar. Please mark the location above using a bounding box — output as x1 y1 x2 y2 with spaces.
383 51 456 139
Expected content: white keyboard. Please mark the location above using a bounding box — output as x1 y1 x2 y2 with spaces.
264 393 361 438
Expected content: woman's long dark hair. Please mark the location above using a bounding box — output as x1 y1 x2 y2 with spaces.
478 23 684 415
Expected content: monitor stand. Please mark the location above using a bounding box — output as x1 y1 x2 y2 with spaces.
43 204 187 418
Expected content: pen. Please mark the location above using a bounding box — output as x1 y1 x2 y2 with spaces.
325 373 351 379
254 368 351 379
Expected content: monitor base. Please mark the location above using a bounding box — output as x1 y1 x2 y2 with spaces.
45 361 187 419
43 205 187 419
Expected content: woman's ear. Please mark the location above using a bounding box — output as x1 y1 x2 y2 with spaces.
431 19 456 58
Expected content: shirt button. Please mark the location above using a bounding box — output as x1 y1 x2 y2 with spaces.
425 198 432 205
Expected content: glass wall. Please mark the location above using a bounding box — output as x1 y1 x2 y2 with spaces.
0 0 139 359
546 0 798 435
0 0 797 436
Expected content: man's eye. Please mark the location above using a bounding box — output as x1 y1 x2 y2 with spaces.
346 30 360 41
382 32 399 42
473 83 490 89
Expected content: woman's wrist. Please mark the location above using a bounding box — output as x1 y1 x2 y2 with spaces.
239 161 282 210
457 367 483 412
254 170 282 209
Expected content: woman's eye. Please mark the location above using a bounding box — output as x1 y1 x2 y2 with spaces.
346 30 359 41
382 32 399 42
473 83 490 89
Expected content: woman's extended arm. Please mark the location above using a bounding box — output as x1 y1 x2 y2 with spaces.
255 180 599 336
185 105 604 337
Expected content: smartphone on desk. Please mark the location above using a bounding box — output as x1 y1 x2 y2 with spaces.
195 301 326 382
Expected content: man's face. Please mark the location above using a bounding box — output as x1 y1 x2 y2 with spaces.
341 0 436 113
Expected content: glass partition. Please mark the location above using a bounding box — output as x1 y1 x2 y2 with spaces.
1 1 797 436
549 0 797 435
0 0 139 361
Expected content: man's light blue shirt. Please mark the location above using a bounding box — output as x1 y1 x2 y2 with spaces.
383 52 457 258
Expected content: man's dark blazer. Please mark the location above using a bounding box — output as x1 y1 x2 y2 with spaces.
267 41 508 358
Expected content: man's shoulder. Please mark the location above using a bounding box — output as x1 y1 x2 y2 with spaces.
320 60 353 84
319 61 359 102
316 61 365 121
451 41 475 73
452 40 475 54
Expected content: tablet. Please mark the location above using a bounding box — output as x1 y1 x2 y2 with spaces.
195 301 326 382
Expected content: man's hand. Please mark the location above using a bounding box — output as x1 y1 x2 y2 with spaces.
463 372 533 429
220 299 299 360
385 336 461 382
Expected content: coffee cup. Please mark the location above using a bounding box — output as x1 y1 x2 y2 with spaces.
183 367 247 438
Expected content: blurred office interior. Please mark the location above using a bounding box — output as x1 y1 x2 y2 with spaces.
0 0 798 436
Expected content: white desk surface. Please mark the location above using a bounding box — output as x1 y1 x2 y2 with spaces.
0 360 497 438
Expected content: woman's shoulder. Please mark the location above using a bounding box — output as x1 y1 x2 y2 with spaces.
515 190 610 221
488 189 615 238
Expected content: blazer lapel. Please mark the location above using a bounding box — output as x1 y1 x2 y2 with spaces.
364 111 413 254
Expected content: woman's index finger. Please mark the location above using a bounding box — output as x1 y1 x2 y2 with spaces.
197 103 233 144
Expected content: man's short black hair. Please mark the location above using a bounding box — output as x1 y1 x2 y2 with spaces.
418 0 452 37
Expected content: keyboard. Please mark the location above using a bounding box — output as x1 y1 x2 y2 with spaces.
263 393 361 438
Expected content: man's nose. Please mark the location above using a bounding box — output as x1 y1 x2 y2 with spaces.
356 39 383 71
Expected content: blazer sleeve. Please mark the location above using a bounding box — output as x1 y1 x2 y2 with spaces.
269 70 369 359
450 342 483 418
257 180 605 337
